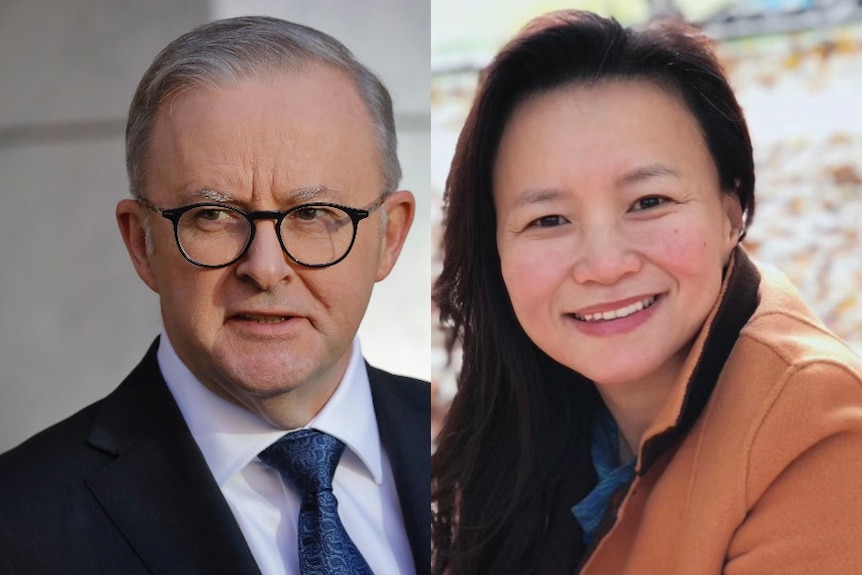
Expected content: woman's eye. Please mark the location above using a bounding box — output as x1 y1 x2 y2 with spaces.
529 215 567 228
631 196 667 211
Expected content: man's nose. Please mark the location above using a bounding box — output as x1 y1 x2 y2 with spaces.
234 219 294 290
570 222 641 285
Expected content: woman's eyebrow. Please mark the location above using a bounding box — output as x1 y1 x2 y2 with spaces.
510 164 680 208
512 188 562 209
617 163 680 187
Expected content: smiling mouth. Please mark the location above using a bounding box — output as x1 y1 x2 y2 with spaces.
572 295 658 322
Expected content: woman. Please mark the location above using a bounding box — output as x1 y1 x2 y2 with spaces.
432 10 862 574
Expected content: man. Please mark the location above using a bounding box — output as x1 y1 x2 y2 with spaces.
0 16 428 575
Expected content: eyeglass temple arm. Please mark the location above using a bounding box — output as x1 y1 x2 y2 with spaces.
364 193 389 213
135 198 163 214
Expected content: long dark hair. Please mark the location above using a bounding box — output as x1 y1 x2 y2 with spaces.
432 10 755 574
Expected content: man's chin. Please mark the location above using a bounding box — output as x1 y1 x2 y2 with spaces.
214 361 315 397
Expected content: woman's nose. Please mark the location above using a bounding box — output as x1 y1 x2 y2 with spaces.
570 223 641 285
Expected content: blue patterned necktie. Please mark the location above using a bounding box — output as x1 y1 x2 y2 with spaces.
259 429 373 575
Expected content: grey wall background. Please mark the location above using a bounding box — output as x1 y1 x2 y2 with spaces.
0 0 431 452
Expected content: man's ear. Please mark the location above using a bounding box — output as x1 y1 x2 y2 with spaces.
375 190 415 282
116 199 159 293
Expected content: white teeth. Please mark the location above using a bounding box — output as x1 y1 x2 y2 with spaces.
574 296 657 322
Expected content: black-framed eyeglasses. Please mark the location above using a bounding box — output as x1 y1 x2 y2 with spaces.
138 196 386 269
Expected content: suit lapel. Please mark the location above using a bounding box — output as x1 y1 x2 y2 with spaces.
85 340 261 575
367 364 431 574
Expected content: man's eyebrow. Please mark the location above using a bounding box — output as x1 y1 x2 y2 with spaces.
512 188 562 209
187 186 344 204
617 163 680 187
192 188 238 203
286 185 343 203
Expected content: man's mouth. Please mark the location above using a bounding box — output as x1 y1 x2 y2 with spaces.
236 314 294 324
572 295 658 322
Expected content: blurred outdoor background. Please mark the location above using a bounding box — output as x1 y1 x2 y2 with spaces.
431 0 862 439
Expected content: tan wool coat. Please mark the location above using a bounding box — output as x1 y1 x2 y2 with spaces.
579 248 862 574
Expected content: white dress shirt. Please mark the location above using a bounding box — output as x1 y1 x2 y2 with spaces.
158 332 415 575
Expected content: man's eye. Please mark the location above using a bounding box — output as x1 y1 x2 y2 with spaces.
294 207 323 221
189 206 237 222
631 196 667 211
287 206 343 228
529 215 567 228
196 208 232 221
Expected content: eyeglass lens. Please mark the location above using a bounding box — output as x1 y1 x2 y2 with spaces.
176 205 356 267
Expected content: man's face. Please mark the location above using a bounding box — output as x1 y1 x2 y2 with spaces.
117 66 413 427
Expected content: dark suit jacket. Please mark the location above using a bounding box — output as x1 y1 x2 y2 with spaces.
0 339 430 574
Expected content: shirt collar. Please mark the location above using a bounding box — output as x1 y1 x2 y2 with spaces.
158 333 383 487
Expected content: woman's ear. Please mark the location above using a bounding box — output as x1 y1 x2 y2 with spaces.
722 188 745 257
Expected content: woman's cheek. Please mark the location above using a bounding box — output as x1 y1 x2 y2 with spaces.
500 243 560 325
635 217 719 278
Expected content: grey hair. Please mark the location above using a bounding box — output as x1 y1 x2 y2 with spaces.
125 16 401 199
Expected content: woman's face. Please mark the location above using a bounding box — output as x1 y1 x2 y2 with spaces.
493 80 742 389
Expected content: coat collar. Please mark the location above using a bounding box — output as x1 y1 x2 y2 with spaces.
578 248 761 570
367 362 431 574
637 247 761 474
85 339 430 575
85 338 262 574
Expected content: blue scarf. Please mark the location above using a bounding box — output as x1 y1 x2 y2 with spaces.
571 407 637 546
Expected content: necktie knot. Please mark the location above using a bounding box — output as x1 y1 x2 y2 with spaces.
259 429 345 497
258 429 373 574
